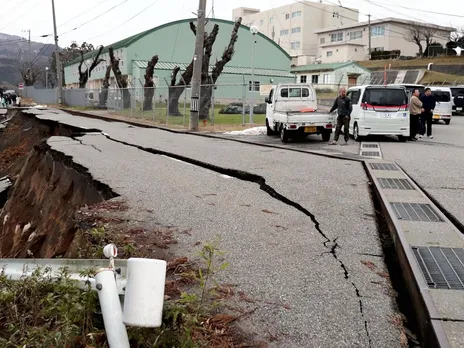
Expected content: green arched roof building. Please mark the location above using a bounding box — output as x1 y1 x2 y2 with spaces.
64 18 295 100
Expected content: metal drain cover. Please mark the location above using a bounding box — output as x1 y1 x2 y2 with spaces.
378 178 414 190
362 144 379 148
370 163 398 171
390 202 444 222
362 151 380 157
412 246 464 290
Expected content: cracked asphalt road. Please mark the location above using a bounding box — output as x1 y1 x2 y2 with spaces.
29 109 402 347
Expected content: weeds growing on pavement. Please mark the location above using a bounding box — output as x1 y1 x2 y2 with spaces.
0 241 246 347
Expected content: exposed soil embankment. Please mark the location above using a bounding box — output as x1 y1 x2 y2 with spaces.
0 110 117 258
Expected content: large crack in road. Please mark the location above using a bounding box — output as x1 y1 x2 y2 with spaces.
75 132 374 347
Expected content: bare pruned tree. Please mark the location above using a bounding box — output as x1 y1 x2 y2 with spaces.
403 22 439 57
78 45 104 88
109 47 131 109
19 65 43 86
99 65 112 108
168 17 242 119
143 55 159 111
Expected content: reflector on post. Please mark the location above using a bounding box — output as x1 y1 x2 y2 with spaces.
123 258 167 327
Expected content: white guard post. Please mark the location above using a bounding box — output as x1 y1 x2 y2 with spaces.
123 258 167 327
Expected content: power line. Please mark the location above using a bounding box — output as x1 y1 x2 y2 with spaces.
0 0 37 23
57 0 130 37
57 0 113 28
0 0 45 32
364 0 464 19
86 0 160 42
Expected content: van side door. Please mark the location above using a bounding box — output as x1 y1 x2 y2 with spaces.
266 88 275 128
346 89 361 132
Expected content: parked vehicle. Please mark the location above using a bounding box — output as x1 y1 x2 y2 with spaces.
450 85 464 113
346 85 409 142
428 86 453 125
388 83 425 99
265 83 334 143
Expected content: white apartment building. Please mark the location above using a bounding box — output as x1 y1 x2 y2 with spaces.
315 18 455 63
232 1 359 66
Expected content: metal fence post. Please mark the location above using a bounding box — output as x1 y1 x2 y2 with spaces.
211 84 215 126
153 87 156 122
242 76 246 126
184 87 187 127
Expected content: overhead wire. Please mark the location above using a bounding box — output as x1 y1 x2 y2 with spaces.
57 0 113 28
0 0 45 32
0 0 37 23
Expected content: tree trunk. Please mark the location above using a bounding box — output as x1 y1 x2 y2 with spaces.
168 86 185 116
143 55 159 111
99 65 112 108
78 46 104 88
109 47 131 109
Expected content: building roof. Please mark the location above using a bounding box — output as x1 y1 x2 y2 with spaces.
320 42 365 48
133 60 295 77
291 61 371 73
65 18 291 67
314 17 455 34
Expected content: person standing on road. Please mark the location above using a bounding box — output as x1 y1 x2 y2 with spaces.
409 89 423 141
329 87 352 146
419 88 436 139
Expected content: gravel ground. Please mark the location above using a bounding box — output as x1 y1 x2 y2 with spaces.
30 110 403 347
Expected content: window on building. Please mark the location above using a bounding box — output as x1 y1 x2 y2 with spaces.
371 25 385 37
323 74 330 84
312 75 319 84
330 32 343 42
285 13 290 20
291 41 301 49
349 30 362 40
270 16 273 24
327 51 333 57
373 47 384 51
333 11 339 18
280 29 289 35
248 81 260 92
292 11 301 18
121 61 124 67
292 27 301 34
320 37 325 44
300 75 307 83
260 19 264 26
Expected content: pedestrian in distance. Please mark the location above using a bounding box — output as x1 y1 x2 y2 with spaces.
409 89 423 141
329 87 352 146
419 88 436 139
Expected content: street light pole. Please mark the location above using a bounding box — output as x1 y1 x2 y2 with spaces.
189 0 207 131
51 0 62 105
45 67 49 89
249 26 258 124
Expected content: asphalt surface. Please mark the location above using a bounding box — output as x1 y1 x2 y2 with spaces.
379 116 464 226
21 108 403 347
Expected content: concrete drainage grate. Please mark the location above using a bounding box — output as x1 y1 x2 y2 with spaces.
378 178 415 190
362 144 379 148
390 202 444 222
361 151 381 157
412 246 464 290
370 163 399 171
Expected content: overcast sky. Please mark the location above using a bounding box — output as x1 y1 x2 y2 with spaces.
1 0 462 47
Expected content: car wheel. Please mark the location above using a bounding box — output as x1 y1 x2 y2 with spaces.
266 119 274 135
280 126 289 143
353 123 362 142
398 135 407 142
321 130 331 142
445 119 451 125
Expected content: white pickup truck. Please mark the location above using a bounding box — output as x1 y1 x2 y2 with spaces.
264 83 334 142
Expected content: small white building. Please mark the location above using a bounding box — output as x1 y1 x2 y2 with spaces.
314 18 455 63
291 61 371 90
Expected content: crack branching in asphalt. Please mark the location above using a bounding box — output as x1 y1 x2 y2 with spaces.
71 135 103 152
90 133 372 346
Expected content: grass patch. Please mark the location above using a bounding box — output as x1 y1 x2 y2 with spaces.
0 241 252 347
419 70 464 85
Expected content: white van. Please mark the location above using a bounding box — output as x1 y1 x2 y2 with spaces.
388 84 425 99
346 85 409 142
428 86 452 125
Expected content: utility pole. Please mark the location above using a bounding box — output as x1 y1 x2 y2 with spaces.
368 14 372 60
21 29 31 71
189 0 207 131
51 0 62 105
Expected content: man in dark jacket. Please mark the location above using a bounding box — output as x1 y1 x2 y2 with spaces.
419 88 436 139
329 87 352 145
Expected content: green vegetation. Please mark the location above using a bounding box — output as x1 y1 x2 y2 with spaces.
358 56 464 69
0 242 240 347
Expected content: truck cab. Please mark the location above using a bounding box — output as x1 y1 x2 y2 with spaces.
264 83 334 142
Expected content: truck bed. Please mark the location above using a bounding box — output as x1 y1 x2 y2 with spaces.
273 110 333 124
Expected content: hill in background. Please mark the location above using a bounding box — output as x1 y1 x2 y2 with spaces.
0 33 55 89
